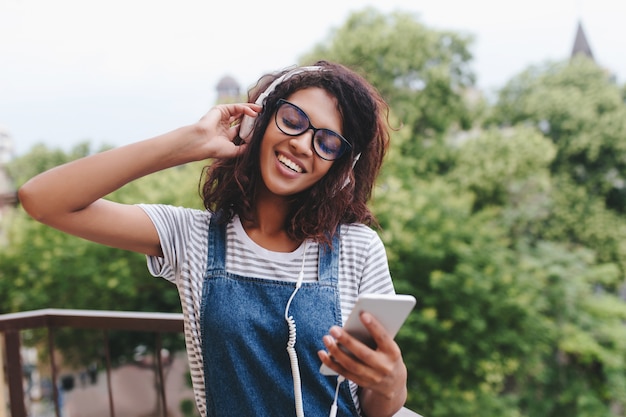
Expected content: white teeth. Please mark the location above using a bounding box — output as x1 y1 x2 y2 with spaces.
277 154 303 173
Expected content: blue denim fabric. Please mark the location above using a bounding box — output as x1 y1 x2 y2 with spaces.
200 217 359 417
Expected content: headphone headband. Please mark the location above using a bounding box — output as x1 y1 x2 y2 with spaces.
239 66 323 140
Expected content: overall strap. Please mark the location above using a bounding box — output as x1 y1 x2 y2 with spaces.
317 227 341 285
206 212 226 274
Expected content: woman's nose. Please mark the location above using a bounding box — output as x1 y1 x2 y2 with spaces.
289 130 314 156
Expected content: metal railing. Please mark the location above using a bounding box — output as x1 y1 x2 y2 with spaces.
1 309 421 417
0 309 184 417
0 191 18 207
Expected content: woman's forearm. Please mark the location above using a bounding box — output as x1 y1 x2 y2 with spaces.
18 103 258 255
19 124 203 222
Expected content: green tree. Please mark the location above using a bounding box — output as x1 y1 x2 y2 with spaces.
510 241 626 417
488 57 626 271
302 8 474 130
489 56 626 208
448 126 555 215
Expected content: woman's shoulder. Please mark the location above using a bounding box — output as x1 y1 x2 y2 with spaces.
339 223 386 257
340 222 381 241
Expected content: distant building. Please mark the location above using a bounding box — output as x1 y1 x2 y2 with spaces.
216 75 243 103
570 19 617 83
571 20 594 61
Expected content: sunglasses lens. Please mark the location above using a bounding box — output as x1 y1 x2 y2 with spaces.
314 131 347 160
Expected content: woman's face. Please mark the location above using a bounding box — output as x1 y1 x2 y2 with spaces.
258 87 342 197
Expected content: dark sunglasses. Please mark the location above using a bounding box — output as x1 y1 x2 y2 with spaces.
274 99 352 161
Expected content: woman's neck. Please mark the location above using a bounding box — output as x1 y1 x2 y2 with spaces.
241 189 301 252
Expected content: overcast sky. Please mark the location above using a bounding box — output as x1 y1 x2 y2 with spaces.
1 0 625 157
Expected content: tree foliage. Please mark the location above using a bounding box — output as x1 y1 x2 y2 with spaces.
490 57 626 205
488 56 626 272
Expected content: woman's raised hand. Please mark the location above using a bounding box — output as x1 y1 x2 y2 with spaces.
193 103 262 160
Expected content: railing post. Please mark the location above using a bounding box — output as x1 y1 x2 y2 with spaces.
0 333 8 417
48 327 60 417
103 330 116 417
5 330 27 417
155 333 167 417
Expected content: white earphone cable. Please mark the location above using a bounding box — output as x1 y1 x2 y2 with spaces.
329 375 346 417
285 241 308 417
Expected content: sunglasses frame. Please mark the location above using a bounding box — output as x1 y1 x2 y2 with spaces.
274 99 352 161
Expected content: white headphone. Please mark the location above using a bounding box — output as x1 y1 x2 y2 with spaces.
238 66 323 141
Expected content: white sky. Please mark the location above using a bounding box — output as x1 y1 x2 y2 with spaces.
1 0 625 156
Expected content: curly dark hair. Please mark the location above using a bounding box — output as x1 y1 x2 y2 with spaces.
201 60 390 245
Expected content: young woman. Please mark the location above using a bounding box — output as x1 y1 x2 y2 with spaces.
19 60 408 417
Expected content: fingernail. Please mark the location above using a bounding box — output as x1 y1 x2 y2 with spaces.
330 326 342 338
361 312 372 324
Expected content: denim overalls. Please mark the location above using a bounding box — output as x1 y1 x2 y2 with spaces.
200 216 360 416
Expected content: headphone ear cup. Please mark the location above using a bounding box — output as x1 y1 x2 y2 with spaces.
339 153 361 190
239 114 255 141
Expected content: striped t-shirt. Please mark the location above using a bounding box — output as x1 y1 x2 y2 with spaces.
138 204 394 417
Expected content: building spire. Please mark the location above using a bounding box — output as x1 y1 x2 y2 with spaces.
571 20 594 61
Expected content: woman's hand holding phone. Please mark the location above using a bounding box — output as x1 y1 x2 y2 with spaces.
317 295 415 416
318 293 416 377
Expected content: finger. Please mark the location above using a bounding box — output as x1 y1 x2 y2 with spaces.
203 103 260 126
317 349 342 374
319 334 367 380
328 323 375 361
358 312 404 373
225 102 262 119
324 328 371 369
321 336 388 387
222 103 261 138
359 312 395 352
244 102 262 114
332 317 400 374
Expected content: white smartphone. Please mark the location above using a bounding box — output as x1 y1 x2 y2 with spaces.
320 293 417 376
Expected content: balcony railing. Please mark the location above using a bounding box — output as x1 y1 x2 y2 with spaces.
0 191 18 208
0 309 421 417
0 309 184 417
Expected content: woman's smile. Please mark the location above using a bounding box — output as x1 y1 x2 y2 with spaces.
277 152 304 174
